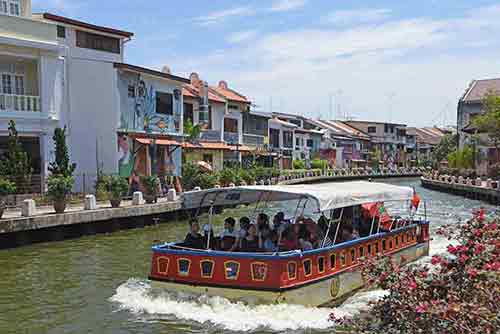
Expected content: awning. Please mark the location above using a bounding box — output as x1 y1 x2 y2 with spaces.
135 138 181 146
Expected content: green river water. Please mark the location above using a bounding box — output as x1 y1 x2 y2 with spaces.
0 178 495 334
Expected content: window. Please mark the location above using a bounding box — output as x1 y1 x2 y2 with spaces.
359 246 364 258
177 258 191 276
368 126 376 133
224 118 238 133
295 137 301 147
283 131 293 148
303 259 312 277
199 105 211 129
251 262 268 281
375 242 380 254
76 30 120 54
367 244 372 256
318 257 325 274
183 103 193 124
200 260 215 278
350 249 356 263
270 128 280 148
389 239 393 249
384 124 389 133
1 0 20 16
395 236 399 248
390 126 394 133
330 253 336 270
1 74 12 94
224 261 240 280
340 253 346 267
57 25 66 38
156 92 173 115
306 139 313 148
228 104 239 111
382 239 387 251
156 257 169 275
128 85 135 98
288 261 297 280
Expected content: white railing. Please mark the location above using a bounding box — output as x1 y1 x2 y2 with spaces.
0 94 40 112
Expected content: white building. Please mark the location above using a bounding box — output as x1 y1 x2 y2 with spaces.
0 0 63 191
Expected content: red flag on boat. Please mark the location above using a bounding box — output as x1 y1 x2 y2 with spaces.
411 188 421 210
362 202 393 230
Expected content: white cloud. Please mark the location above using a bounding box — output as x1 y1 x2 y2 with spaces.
325 8 392 26
194 6 256 26
162 5 500 126
226 30 258 44
270 0 307 12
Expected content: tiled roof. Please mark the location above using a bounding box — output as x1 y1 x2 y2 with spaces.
212 81 249 103
269 118 298 128
183 84 226 103
461 78 500 103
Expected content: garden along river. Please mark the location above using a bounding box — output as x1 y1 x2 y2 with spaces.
0 178 495 334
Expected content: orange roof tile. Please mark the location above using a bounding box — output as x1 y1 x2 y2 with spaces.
183 84 226 103
211 82 249 103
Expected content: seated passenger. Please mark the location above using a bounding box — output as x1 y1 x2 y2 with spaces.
280 226 299 251
241 224 261 252
257 213 270 231
298 227 313 251
220 217 238 251
237 216 251 249
262 230 278 252
184 219 205 249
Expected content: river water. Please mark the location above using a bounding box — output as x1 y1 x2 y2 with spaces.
0 178 495 334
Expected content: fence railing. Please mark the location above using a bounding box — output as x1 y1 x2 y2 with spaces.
0 93 40 112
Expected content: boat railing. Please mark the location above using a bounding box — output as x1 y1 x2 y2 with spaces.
153 221 426 259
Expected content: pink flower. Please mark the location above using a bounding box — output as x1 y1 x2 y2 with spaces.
447 245 458 255
415 303 428 313
473 244 485 255
486 223 498 231
431 255 442 265
409 279 418 290
467 268 478 278
459 254 470 264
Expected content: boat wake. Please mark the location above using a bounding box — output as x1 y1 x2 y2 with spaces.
110 278 387 332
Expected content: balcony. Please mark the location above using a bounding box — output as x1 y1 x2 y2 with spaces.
200 130 221 142
243 133 265 146
224 131 239 144
0 93 40 112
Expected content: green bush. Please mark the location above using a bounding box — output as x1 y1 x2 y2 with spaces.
311 159 328 170
0 178 16 196
293 159 305 169
182 162 219 190
106 175 128 199
140 175 160 196
47 175 74 201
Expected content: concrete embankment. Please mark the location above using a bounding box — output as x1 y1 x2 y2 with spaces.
421 177 500 205
0 171 424 249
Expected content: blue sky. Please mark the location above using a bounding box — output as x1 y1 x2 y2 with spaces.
33 0 500 127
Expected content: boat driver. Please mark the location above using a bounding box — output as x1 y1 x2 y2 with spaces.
183 218 205 249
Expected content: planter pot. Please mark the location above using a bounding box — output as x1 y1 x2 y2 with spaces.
53 199 67 214
144 194 157 204
110 198 122 208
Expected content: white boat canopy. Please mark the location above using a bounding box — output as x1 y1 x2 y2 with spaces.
189 181 414 213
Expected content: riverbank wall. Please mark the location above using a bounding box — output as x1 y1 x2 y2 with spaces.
0 170 424 249
421 176 500 205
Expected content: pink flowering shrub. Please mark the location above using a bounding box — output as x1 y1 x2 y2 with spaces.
331 215 500 334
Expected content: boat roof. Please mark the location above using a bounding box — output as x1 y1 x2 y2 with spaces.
194 181 413 212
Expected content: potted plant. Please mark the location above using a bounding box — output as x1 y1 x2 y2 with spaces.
0 178 16 219
106 175 128 208
141 175 160 204
47 175 74 214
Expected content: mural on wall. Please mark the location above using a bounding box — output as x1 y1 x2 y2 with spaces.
117 134 182 178
120 75 182 134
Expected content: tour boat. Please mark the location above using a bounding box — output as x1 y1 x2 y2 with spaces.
148 181 430 306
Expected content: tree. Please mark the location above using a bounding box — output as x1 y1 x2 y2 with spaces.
48 127 76 177
183 119 201 142
473 93 500 163
0 120 32 193
432 133 457 168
